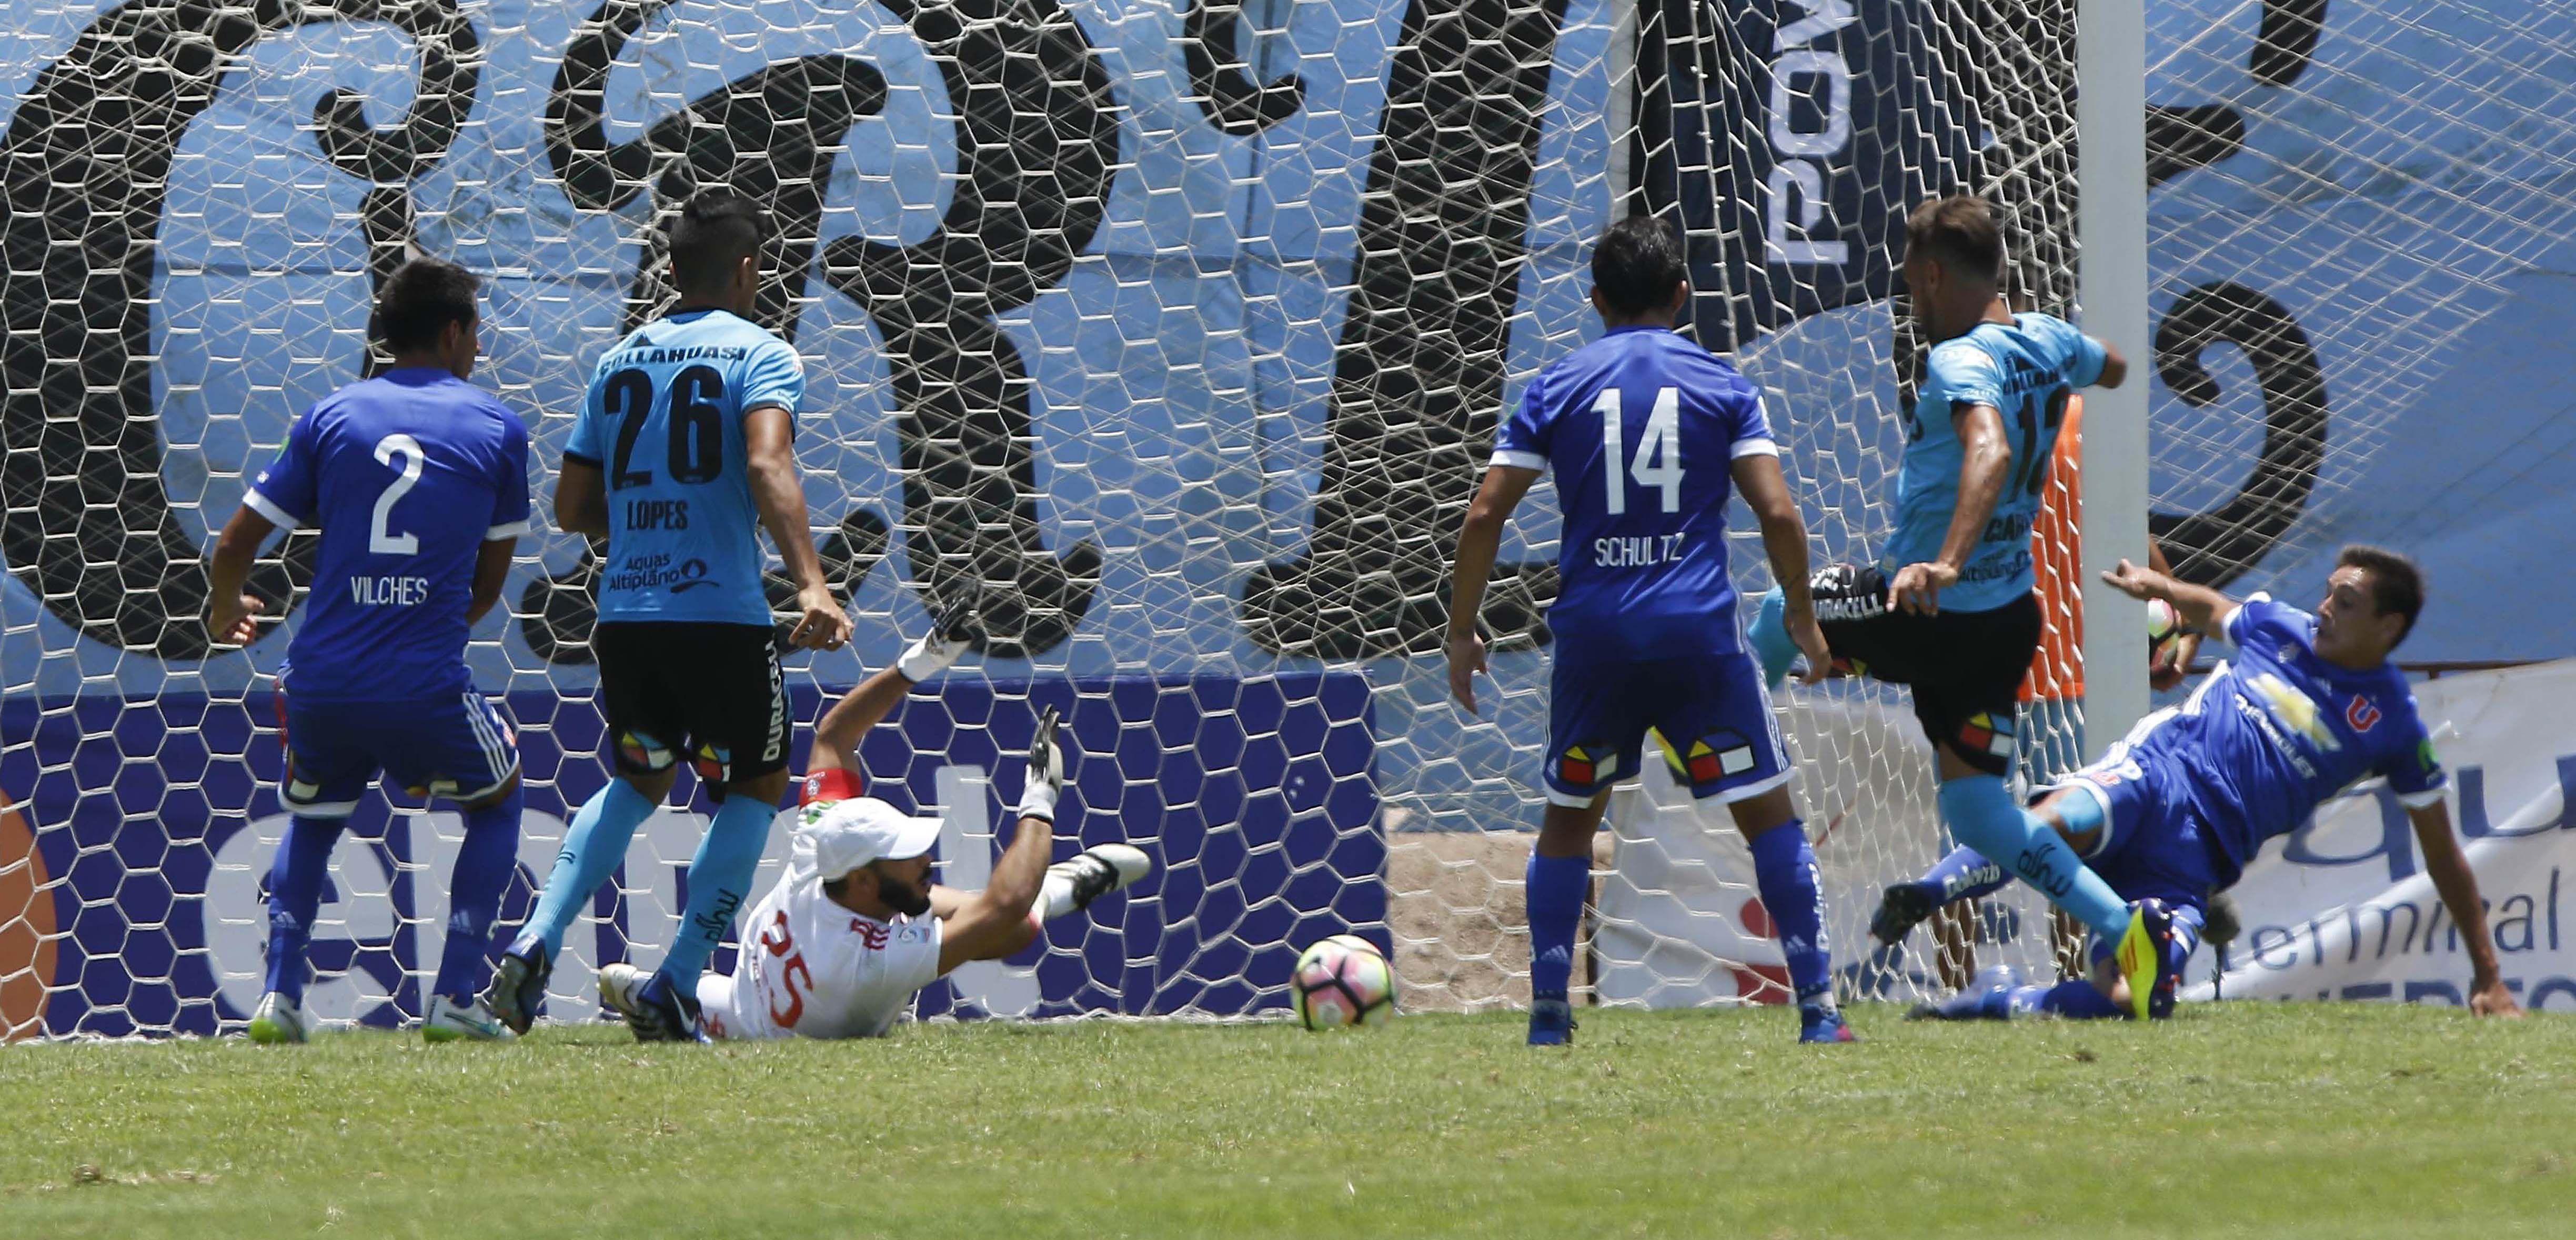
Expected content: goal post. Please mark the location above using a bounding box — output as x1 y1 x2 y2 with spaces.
2076 0 2151 757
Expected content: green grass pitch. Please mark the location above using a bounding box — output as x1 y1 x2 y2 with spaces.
3 1005 2570 1238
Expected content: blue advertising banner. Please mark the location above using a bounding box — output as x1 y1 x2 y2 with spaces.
0 674 1379 1035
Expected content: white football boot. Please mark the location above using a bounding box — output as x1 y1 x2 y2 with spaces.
1043 843 1152 918
247 992 307 1045
422 993 518 1043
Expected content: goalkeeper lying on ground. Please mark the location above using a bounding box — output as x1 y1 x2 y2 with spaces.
599 610 1148 1039
1879 546 2523 1022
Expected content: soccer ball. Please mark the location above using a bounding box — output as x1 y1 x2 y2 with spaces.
2147 597 2183 667
1291 934 1397 1029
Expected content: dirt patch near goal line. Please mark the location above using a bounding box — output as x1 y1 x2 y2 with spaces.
1383 831 1612 1013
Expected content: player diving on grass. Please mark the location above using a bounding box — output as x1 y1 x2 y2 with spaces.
207 258 533 1043
485 189 853 1040
1446 215 1854 1046
1888 547 2525 1021
1746 193 2175 1011
599 610 1149 1039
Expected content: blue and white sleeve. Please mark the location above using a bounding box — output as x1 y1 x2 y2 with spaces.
1490 372 1551 472
243 409 320 528
1731 393 1779 459
739 337 804 421
488 408 533 542
2379 709 2449 808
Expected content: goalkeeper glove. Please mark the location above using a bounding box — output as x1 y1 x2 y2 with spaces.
1018 707 1066 824
897 601 983 682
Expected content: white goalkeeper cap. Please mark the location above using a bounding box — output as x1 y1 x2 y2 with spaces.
795 796 943 881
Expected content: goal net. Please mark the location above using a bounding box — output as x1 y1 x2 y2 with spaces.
3 0 2571 1036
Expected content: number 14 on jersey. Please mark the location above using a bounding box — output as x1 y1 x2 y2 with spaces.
1595 386 1683 515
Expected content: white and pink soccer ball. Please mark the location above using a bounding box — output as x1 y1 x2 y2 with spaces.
1291 934 1397 1029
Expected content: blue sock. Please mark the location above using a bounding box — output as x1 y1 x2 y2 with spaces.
518 778 659 962
1747 586 1796 688
1746 821 1833 1006
1935 775 2130 942
661 792 778 984
435 783 522 1002
1917 845 2011 904
2036 979 2126 1019
1525 852 1589 1001
262 815 347 1003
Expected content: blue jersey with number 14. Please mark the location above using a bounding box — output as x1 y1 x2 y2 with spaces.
245 368 531 702
1492 326 1775 657
566 308 804 627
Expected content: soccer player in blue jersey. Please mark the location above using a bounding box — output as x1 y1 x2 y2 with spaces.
205 258 532 1043
1446 216 1849 1046
1888 547 2524 1021
487 189 852 1041
1747 194 2172 1007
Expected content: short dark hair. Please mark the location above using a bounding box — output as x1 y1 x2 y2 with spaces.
374 258 479 351
1905 195 2004 282
669 189 769 292
2338 544 2426 644
1591 215 1687 316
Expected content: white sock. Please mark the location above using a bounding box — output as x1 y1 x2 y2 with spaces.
1034 868 1080 922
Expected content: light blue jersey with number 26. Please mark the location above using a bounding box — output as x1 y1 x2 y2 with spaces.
565 308 803 627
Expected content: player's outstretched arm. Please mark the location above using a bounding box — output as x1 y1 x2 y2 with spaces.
1731 452 1830 684
935 708 1066 975
1445 465 1540 711
1890 404 2009 615
2092 338 2128 389
811 604 984 772
2407 800 2524 1017
204 505 278 646
2100 557 2240 635
743 404 851 652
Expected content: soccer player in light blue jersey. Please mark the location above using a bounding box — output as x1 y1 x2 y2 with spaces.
1889 547 2523 1021
488 189 852 1041
1747 194 2173 1007
1446 217 1850 1046
205 258 531 1044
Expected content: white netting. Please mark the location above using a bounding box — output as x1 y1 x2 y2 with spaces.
3 0 2573 1037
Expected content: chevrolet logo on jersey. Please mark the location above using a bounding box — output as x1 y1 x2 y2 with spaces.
2244 673 2343 753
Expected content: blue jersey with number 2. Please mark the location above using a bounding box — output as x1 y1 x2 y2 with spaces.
566 309 804 627
246 368 530 702
1885 313 2105 613
1492 326 1775 657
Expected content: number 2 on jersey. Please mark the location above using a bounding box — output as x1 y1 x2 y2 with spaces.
368 433 424 555
1594 387 1682 515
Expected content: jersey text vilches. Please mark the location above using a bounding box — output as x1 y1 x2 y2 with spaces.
1886 313 2105 613
566 308 803 627
1492 326 1775 657
246 368 530 702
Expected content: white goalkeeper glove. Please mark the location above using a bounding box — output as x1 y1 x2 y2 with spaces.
897 601 983 682
1017 706 1066 825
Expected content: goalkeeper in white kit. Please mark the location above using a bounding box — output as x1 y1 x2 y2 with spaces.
599 609 1149 1039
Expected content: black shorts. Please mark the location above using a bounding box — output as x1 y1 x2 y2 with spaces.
1808 565 2040 777
593 622 789 785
